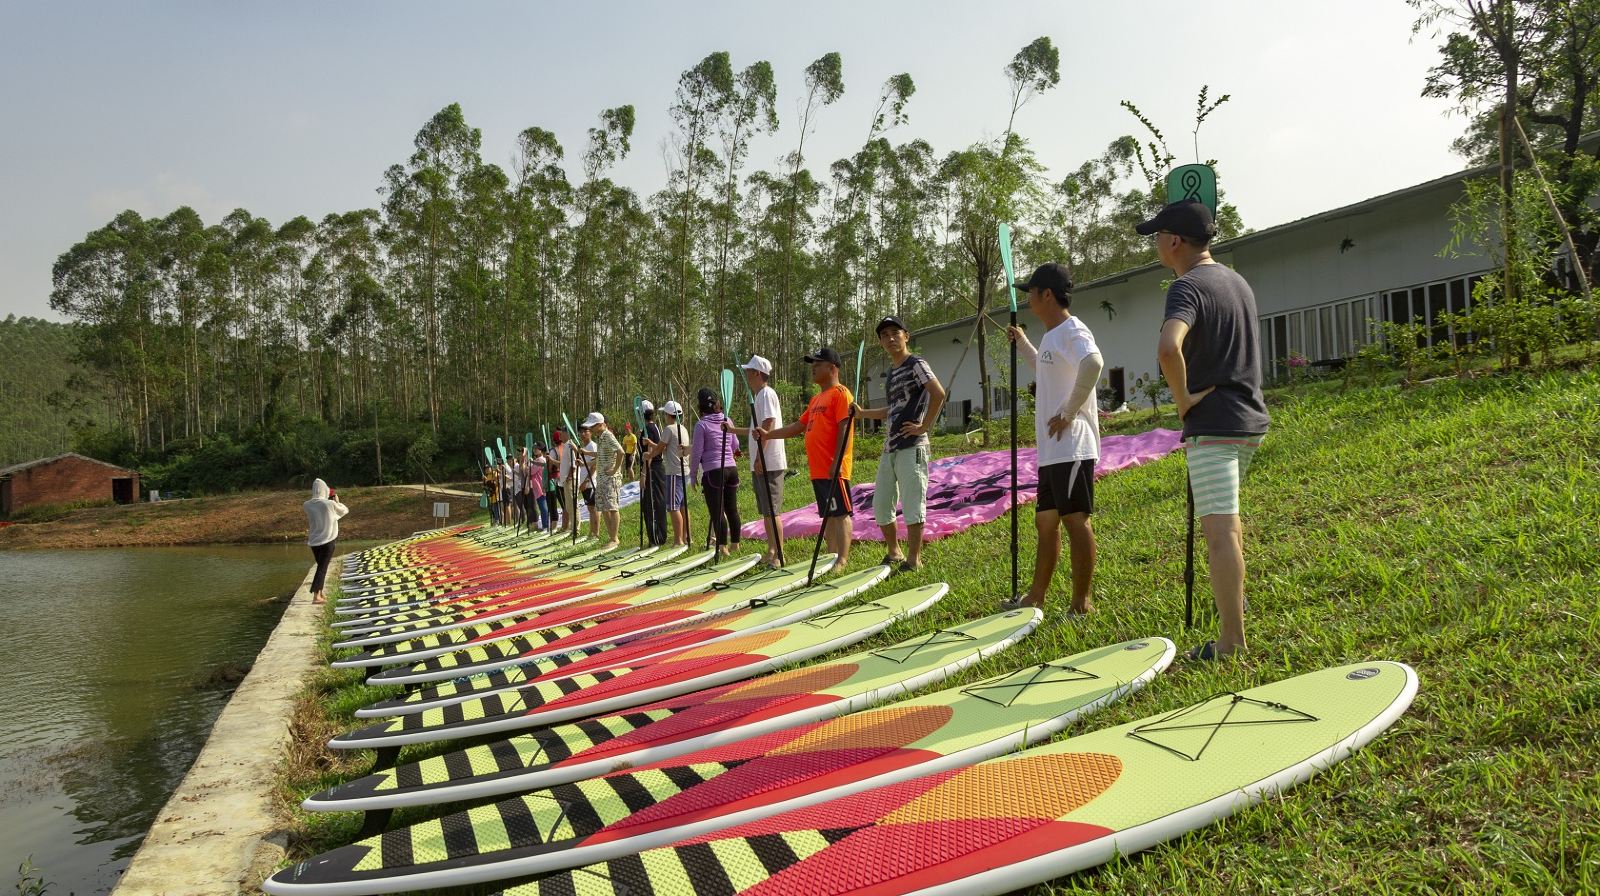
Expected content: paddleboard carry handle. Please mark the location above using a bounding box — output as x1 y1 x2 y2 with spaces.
1127 692 1321 762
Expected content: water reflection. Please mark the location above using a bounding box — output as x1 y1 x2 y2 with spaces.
0 544 321 895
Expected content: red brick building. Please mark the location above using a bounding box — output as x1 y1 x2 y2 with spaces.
0 453 140 518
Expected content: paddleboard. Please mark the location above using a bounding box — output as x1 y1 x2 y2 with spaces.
364 564 885 689
306 593 1017 812
327 584 949 750
486 661 1418 896
331 555 760 670
268 636 1171 895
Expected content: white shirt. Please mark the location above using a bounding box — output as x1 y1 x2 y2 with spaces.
1033 315 1101 466
557 444 574 481
577 440 597 487
303 495 348 547
748 385 788 472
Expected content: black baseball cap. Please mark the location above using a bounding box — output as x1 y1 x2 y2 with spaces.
1012 262 1073 299
803 346 843 367
875 316 908 336
1135 199 1217 240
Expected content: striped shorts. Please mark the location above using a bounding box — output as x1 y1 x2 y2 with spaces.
1186 435 1264 518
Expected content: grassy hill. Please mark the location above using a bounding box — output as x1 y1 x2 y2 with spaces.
279 366 1599 895
0 315 115 468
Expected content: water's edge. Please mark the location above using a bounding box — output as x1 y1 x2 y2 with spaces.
110 559 325 896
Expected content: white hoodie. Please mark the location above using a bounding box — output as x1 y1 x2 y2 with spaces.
304 478 349 547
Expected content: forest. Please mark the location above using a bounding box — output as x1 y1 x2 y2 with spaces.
38 39 1252 490
30 1 1600 492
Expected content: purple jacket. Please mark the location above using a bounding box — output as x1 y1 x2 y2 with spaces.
690 413 737 481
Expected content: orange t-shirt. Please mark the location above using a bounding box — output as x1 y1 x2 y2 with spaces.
799 384 855 482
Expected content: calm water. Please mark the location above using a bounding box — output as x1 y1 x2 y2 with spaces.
0 544 324 895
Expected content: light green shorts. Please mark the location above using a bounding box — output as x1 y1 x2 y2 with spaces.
875 445 930 527
1186 435 1264 518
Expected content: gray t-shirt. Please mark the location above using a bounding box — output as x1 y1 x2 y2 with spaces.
1163 263 1270 438
884 355 935 453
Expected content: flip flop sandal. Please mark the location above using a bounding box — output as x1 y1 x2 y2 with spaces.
897 560 921 573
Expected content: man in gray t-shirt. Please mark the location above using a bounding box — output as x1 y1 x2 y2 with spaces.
1140 198 1270 663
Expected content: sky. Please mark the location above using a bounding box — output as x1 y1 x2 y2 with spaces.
0 0 1473 321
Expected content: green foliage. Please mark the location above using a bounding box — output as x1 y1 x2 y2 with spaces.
33 45 1261 494
13 858 51 896
0 315 116 467
1375 319 1433 382
1132 371 1170 414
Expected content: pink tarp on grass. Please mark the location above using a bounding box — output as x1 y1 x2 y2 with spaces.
742 427 1183 543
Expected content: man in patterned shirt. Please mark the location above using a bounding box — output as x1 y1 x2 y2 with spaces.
853 316 945 571
585 412 624 551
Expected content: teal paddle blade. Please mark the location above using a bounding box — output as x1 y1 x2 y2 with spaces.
998 222 1018 313
720 368 735 411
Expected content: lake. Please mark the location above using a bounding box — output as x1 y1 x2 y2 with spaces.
0 543 333 895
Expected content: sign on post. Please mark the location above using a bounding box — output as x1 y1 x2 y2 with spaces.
1167 164 1217 215
432 501 449 526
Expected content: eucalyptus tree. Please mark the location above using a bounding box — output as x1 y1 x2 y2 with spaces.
776 52 844 375
711 60 778 359
51 211 162 449
381 103 484 435
665 52 734 380
571 106 641 409
153 206 209 440
943 37 1058 422
509 124 574 427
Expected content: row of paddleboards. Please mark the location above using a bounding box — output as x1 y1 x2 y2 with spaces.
260 525 1417 896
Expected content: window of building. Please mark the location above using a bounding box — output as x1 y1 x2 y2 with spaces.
1379 273 1484 349
1260 295 1379 381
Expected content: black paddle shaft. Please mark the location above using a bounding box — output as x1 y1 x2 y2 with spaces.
1185 465 1195 630
808 403 856 586
747 397 785 566
1009 307 1019 605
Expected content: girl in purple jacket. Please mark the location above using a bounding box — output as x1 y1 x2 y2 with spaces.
691 387 741 559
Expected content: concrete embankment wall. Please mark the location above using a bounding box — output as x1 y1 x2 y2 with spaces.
111 558 329 895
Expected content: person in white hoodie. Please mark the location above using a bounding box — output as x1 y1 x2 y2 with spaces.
304 478 349 604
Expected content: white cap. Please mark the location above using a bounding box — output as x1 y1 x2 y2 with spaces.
582 412 605 428
639 399 655 413
661 400 683 417
741 354 772 376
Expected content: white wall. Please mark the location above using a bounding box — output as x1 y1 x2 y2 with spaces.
907 172 1506 424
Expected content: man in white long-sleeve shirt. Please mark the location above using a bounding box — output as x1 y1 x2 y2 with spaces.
1005 262 1104 615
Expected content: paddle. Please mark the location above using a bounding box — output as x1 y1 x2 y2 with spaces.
998 223 1020 607
1185 474 1196 630
561 412 581 545
540 424 553 530
734 352 783 567
706 368 736 554
632 395 647 549
807 340 863 586
670 383 690 546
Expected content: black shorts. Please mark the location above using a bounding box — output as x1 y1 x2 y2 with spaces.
1037 459 1094 515
581 487 595 507
811 478 854 518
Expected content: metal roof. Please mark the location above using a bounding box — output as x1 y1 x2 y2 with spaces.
0 452 138 479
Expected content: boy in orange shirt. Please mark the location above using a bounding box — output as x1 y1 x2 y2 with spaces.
756 346 855 570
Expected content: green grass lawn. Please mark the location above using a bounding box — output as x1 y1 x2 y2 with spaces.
278 365 1600 895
